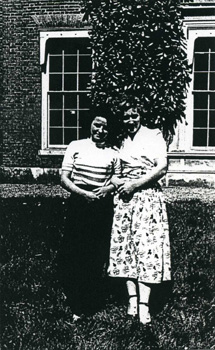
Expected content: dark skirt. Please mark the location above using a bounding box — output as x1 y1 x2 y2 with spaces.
57 188 113 315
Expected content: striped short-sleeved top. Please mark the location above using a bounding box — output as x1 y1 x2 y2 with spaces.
62 138 121 187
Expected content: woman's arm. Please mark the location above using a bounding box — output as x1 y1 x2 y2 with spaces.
110 175 125 187
117 157 167 196
93 154 122 197
61 170 99 202
93 183 116 198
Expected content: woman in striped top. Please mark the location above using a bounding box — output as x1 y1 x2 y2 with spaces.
58 116 120 320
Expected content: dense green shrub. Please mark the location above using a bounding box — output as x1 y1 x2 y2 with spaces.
81 0 191 139
0 167 61 184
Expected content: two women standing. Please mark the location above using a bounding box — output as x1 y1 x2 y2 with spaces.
59 108 171 324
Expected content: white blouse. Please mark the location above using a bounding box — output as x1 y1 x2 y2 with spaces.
119 126 167 179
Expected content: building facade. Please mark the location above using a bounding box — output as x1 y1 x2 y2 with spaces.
167 0 215 186
0 0 215 185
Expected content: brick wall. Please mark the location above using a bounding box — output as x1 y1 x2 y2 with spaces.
1 0 215 187
1 0 83 168
0 0 3 164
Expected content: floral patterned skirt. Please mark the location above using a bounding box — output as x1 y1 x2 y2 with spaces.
108 187 171 283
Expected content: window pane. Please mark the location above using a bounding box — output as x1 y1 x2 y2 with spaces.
209 110 215 127
210 54 215 71
194 73 208 90
50 110 62 126
193 129 207 146
79 56 92 72
47 38 91 54
195 53 208 72
64 74 77 91
47 39 63 54
193 110 208 128
209 129 215 146
79 93 91 109
79 110 92 139
64 110 77 126
49 74 62 90
210 93 215 109
64 128 78 144
64 40 79 54
50 93 63 109
210 73 215 90
79 74 91 90
49 56 62 72
194 93 208 109
209 38 215 52
79 43 91 54
64 56 77 72
195 37 215 52
50 128 63 145
65 94 77 109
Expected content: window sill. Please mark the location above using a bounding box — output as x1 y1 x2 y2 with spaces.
38 149 66 156
168 151 215 159
39 149 215 157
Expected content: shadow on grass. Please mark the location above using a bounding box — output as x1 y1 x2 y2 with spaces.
0 197 215 349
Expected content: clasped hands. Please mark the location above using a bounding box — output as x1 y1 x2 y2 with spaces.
83 186 110 203
83 179 139 203
111 178 137 196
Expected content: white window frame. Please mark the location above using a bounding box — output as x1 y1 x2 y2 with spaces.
39 30 90 156
183 19 215 153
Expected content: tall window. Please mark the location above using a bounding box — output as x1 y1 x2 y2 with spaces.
41 33 92 152
193 37 215 147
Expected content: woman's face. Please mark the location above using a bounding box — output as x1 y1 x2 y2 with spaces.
91 116 108 143
123 108 141 135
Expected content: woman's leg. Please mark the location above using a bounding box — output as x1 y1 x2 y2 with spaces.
126 279 138 316
138 282 151 324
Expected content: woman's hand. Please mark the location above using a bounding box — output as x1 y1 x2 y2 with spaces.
83 191 100 203
118 181 137 196
93 186 110 198
111 176 125 188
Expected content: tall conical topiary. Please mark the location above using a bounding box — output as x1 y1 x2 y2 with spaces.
81 0 191 140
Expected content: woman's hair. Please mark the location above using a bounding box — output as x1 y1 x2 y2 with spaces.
122 105 142 113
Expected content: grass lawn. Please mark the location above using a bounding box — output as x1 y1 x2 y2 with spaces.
0 185 215 350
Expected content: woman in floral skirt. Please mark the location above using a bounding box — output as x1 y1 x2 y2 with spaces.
108 107 171 325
